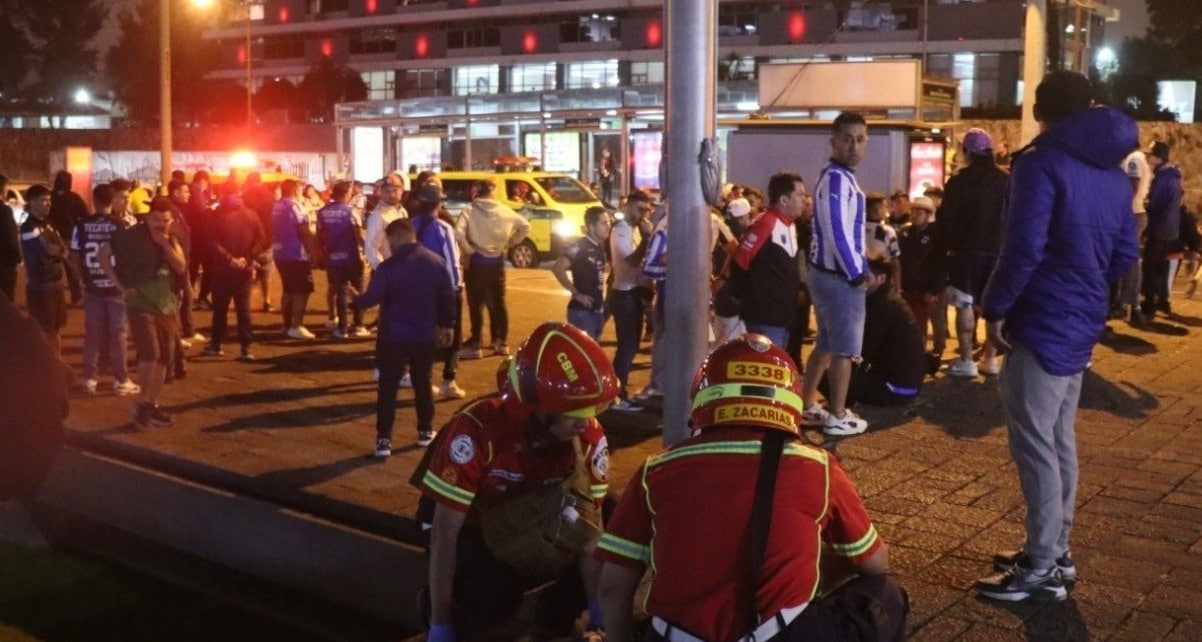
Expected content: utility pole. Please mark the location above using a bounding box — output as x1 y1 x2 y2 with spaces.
160 0 173 190
1021 0 1047 146
662 1 717 446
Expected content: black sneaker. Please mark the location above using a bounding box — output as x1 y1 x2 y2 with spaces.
993 549 1076 582
238 349 256 362
976 565 1067 602
417 430 436 447
132 402 152 428
147 405 174 427
202 345 224 357
374 438 392 458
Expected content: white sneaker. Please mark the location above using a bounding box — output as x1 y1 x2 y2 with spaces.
112 379 141 396
399 373 413 389
948 358 979 378
188 332 206 343
439 380 467 399
350 325 372 338
286 326 316 340
635 385 664 400
372 368 380 382
800 405 829 427
979 356 1001 376
823 409 868 437
83 378 98 395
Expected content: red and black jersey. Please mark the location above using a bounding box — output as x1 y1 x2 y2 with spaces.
596 427 882 642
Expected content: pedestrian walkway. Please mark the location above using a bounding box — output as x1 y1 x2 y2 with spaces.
54 271 1202 640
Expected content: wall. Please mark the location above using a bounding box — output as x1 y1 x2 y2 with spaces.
0 125 338 184
963 120 1202 205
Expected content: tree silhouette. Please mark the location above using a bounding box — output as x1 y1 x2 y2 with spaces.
24 0 107 110
0 0 35 99
296 58 368 123
254 77 300 124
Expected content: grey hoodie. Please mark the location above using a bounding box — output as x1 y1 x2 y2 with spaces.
455 198 531 261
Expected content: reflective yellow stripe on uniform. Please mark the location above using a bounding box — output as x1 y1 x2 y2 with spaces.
598 532 651 564
647 441 829 469
829 524 879 558
590 483 608 500
422 469 476 508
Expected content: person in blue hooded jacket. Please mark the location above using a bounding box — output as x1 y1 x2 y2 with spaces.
975 71 1139 602
1140 140 1184 318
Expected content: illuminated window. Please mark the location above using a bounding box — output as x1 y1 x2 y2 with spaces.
562 14 618 43
509 63 556 93
564 60 618 90
361 71 396 100
453 65 500 96
630 61 663 85
400 69 449 99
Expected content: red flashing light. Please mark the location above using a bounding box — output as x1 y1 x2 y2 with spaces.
366 0 378 14
237 44 247 64
645 19 662 48
415 34 429 58
522 31 538 54
320 39 334 57
788 12 807 42
278 7 289 22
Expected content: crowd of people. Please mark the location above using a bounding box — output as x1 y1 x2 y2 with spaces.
0 68 1189 640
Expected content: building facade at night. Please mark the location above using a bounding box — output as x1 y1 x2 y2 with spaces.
201 0 1120 112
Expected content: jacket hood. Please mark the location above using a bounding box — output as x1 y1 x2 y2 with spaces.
1036 106 1138 170
1156 163 1184 180
471 198 505 218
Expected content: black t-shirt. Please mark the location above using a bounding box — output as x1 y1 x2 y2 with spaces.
71 214 126 296
565 236 607 312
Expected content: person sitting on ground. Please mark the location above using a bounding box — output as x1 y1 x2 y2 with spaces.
597 333 908 641
818 259 929 409
412 321 619 641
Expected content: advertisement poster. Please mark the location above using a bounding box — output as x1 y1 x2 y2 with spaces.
400 137 443 174
351 128 384 182
908 140 945 199
631 131 662 190
523 131 581 175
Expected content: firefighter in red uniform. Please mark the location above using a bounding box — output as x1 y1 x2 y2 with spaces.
596 333 908 642
416 321 619 641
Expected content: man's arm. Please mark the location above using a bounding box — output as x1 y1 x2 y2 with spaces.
823 172 866 281
598 562 642 642
364 213 386 269
428 503 467 628
980 156 1054 321
156 230 187 276
551 254 592 308
508 210 531 247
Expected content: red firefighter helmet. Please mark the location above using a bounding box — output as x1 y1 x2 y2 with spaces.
498 322 619 418
690 333 805 434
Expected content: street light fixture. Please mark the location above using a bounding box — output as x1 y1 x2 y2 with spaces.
160 0 256 191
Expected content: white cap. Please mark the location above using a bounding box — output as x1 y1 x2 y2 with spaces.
727 198 751 218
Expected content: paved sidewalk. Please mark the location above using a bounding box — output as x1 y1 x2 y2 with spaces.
57 270 1202 641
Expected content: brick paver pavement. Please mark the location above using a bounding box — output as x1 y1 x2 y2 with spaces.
56 269 1202 641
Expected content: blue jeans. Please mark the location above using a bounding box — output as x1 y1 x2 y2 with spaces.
744 323 788 348
82 293 129 381
608 289 645 399
999 342 1082 571
567 307 604 341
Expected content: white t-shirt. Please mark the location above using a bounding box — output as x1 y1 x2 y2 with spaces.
1125 150 1151 214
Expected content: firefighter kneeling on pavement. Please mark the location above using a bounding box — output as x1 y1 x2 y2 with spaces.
596 333 909 642
412 321 618 640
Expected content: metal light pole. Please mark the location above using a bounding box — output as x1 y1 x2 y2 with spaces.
160 0 173 190
243 2 253 125
1021 0 1047 146
662 1 718 446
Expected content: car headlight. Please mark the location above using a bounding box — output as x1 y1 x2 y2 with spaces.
554 220 581 239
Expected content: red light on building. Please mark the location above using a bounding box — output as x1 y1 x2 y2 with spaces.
320 39 334 57
366 0 378 14
237 44 247 64
415 34 429 58
522 31 538 54
645 20 662 48
278 7 289 22
788 12 807 42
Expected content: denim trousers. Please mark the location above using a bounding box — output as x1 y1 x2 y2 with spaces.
82 293 130 381
608 289 645 398
567 307 604 341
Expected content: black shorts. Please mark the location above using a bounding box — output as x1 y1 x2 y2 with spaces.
25 287 67 334
128 309 178 366
326 261 364 289
947 253 997 305
276 260 315 295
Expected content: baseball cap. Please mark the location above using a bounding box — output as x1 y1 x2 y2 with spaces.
963 128 994 156
727 199 751 218
911 196 936 212
415 182 445 206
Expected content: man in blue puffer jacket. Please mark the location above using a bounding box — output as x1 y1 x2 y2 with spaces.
975 71 1139 602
